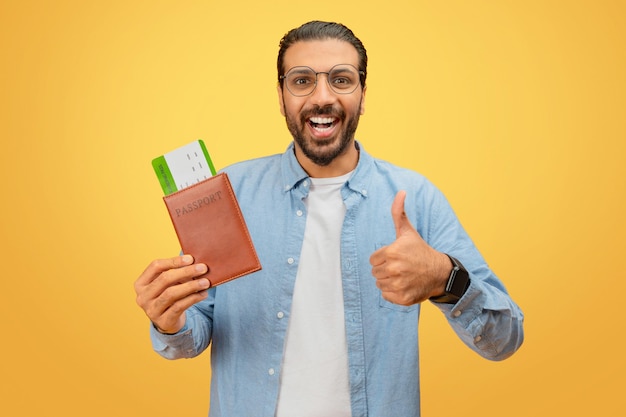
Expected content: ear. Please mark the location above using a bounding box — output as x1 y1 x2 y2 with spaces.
277 84 286 117
359 85 367 115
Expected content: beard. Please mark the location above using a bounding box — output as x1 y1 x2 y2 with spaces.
284 103 361 166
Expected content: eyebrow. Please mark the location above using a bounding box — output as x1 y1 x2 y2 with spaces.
330 67 353 74
286 66 313 75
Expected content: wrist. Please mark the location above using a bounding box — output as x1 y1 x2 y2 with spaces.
430 252 453 299
153 323 176 335
152 318 185 335
429 254 471 304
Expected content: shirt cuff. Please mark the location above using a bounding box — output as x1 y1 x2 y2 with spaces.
431 280 483 328
149 321 193 353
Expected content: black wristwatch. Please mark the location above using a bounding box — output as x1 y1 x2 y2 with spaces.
429 255 471 304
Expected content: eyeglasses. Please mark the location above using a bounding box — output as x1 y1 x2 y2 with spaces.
280 64 365 97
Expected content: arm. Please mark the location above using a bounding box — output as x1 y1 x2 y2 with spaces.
370 191 524 361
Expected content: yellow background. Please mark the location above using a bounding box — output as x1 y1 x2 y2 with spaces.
1 0 624 415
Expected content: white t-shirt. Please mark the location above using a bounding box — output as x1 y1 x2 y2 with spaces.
275 173 352 417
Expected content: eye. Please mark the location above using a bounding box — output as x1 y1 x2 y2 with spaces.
287 68 316 90
330 73 356 89
331 76 351 85
293 76 314 86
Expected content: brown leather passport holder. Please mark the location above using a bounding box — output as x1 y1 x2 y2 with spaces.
163 172 261 287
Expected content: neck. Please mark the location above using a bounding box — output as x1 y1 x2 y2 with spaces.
294 140 359 178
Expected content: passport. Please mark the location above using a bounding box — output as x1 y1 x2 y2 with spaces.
158 154 261 287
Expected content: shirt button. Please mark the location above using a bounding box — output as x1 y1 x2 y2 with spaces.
362 189 367 195
268 368 275 376
277 311 284 319
296 210 303 217
287 257 294 264
452 310 462 318
303 180 309 187
474 335 482 343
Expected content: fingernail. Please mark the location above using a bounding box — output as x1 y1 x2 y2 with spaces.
182 255 193 264
195 264 207 273
198 278 210 288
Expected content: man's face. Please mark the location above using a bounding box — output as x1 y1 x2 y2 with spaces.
278 39 366 167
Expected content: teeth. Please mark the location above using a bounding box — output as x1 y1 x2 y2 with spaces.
309 117 334 124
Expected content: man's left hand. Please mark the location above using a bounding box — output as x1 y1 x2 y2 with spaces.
369 190 452 306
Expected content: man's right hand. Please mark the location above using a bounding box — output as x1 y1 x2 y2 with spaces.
134 254 210 334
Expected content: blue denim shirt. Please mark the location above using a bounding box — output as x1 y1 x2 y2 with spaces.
150 142 524 417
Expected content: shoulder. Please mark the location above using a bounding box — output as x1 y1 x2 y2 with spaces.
364 152 436 194
358 151 451 216
218 153 286 197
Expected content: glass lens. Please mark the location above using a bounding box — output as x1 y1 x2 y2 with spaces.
328 65 360 93
285 67 317 96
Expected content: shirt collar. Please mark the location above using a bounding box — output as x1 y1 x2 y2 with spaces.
280 141 372 198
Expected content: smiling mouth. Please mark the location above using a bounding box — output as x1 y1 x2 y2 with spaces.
308 116 337 132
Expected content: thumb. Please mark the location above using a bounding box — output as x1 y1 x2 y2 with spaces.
391 190 414 238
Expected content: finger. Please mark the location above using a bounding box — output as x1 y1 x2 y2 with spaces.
371 262 385 279
149 277 211 319
136 254 194 287
391 190 414 238
369 246 387 267
144 262 208 301
135 261 207 314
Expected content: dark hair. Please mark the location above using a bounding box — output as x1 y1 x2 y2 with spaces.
277 21 367 88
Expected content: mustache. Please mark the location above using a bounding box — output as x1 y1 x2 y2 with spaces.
300 105 345 120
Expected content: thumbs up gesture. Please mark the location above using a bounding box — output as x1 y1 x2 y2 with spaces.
369 191 452 306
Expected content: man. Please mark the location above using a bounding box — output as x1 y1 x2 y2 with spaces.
135 21 524 417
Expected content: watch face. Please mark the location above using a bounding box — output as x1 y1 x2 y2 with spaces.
448 267 470 297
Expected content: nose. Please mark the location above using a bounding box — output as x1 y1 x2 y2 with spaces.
310 73 336 106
